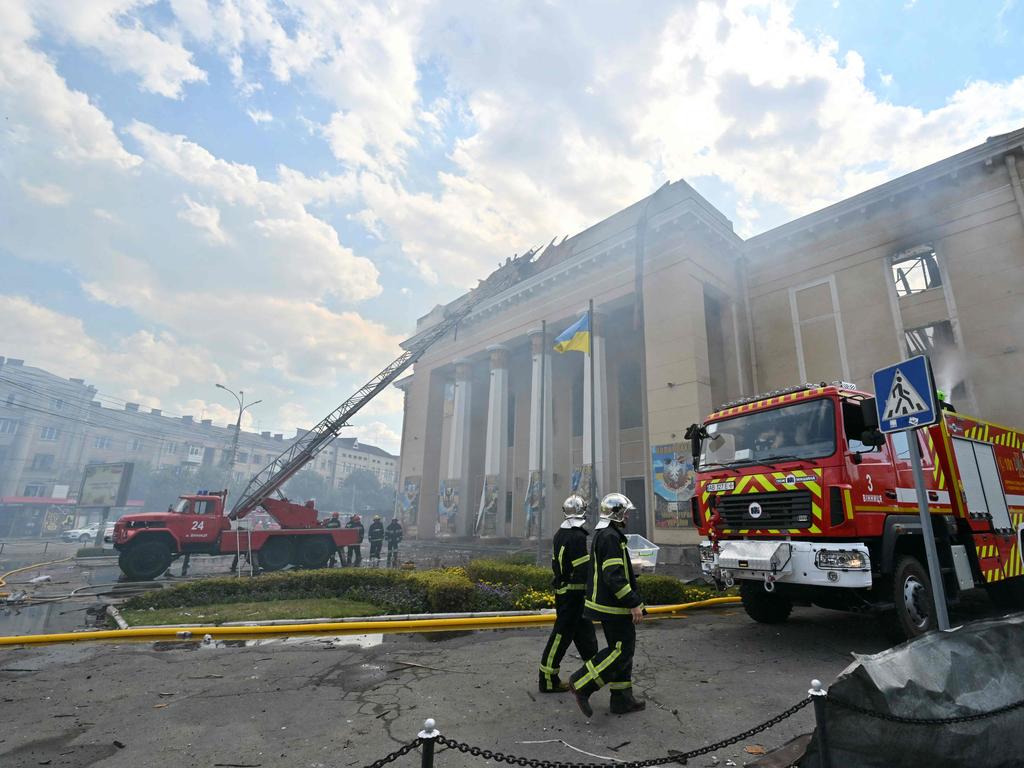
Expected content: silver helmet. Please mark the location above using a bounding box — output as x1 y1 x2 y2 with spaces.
562 494 588 520
599 493 634 524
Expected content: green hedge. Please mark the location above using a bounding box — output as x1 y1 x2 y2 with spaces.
124 559 732 615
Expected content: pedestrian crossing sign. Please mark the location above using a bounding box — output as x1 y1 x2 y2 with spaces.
872 355 938 433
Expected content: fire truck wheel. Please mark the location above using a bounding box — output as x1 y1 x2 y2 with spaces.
119 539 173 581
739 581 793 624
892 555 936 638
258 537 292 571
296 536 333 569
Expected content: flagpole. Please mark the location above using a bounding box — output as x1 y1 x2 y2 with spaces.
536 319 546 565
588 299 597 520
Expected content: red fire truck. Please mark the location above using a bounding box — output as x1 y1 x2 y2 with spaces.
687 382 1024 639
113 491 355 579
113 254 532 580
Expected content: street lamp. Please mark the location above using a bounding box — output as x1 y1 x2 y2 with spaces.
216 383 262 482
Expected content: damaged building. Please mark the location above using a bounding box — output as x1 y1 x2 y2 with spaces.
395 128 1024 555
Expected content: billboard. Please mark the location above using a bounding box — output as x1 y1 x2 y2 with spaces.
652 442 696 528
78 462 134 508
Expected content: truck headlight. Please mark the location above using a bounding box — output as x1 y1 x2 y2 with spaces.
699 545 715 563
814 549 869 570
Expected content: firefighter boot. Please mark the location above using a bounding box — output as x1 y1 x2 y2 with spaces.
609 690 646 715
538 673 569 693
568 681 593 718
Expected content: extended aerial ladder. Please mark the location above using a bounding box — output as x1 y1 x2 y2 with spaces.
228 253 533 521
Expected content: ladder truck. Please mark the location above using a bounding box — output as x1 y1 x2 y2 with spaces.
112 255 531 580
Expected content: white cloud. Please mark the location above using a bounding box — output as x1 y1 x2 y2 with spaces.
0 294 223 399
246 108 273 123
0 1 141 170
177 194 230 244
30 0 207 98
347 421 401 454
20 180 70 206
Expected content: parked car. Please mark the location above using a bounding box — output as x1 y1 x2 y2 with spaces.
62 523 101 543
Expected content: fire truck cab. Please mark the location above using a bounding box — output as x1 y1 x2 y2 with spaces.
689 383 1024 639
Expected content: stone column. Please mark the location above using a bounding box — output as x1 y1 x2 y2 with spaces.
526 329 553 538
581 311 610 506
477 345 509 537
439 359 472 537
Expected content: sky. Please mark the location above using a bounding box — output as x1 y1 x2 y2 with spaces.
1 0 1022 455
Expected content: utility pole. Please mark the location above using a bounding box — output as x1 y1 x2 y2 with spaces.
215 383 262 490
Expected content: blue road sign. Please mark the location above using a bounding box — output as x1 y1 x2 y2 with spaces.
872 355 938 433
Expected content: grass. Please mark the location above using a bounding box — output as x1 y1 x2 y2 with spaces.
120 597 381 626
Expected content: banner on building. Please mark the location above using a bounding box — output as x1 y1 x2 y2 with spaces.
438 479 459 536
572 464 595 500
443 381 456 417
524 470 544 538
476 475 499 536
652 443 696 528
400 476 420 524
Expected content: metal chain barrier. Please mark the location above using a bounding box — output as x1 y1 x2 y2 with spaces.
428 697 812 768
828 694 1024 725
364 737 423 768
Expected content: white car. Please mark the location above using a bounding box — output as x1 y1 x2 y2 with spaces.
62 524 101 543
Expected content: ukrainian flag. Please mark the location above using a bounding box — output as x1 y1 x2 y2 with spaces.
553 313 591 354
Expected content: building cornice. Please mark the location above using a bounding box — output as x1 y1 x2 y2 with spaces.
746 127 1024 252
400 188 741 350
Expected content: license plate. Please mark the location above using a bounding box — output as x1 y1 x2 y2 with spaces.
707 481 735 492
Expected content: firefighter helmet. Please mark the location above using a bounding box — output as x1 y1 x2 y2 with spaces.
562 494 587 519
599 493 634 524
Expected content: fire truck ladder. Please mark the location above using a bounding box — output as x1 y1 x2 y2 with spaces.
228 253 533 521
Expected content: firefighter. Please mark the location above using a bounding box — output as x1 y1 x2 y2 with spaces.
568 493 646 717
368 515 385 566
345 514 364 566
325 512 341 566
385 517 403 568
538 495 598 693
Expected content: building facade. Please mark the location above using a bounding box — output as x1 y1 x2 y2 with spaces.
396 128 1024 548
0 358 398 511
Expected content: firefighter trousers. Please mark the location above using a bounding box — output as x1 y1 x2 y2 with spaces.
346 545 362 566
570 619 635 696
369 540 383 561
539 592 598 691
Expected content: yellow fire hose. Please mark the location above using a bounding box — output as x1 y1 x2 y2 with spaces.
0 596 740 647
0 557 74 599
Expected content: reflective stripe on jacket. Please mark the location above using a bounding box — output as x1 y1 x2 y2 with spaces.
368 521 385 542
584 524 643 618
551 526 590 594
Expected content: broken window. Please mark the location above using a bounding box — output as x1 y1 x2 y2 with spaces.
904 320 967 403
891 246 942 297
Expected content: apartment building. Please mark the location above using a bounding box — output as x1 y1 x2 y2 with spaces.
0 358 398 507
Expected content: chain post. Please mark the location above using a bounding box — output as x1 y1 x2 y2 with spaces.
809 679 831 768
419 718 440 768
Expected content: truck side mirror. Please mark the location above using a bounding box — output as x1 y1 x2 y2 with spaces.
858 397 886 450
684 423 705 468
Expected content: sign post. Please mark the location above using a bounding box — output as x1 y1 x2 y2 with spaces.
872 355 949 631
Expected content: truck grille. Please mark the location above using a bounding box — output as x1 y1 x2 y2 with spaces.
716 491 813 530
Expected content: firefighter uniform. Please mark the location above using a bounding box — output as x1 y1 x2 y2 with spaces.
569 493 645 716
345 515 364 566
368 516 385 565
538 497 598 692
385 518 403 568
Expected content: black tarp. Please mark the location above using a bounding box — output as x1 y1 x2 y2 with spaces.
800 613 1024 768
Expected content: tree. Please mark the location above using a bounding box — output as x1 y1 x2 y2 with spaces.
339 469 394 515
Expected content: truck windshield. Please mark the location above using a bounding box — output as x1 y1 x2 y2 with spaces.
702 398 836 466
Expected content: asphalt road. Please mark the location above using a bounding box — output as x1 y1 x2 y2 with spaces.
0 604 905 768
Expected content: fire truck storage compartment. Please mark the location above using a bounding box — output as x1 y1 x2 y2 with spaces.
952 438 1013 529
717 540 792 572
